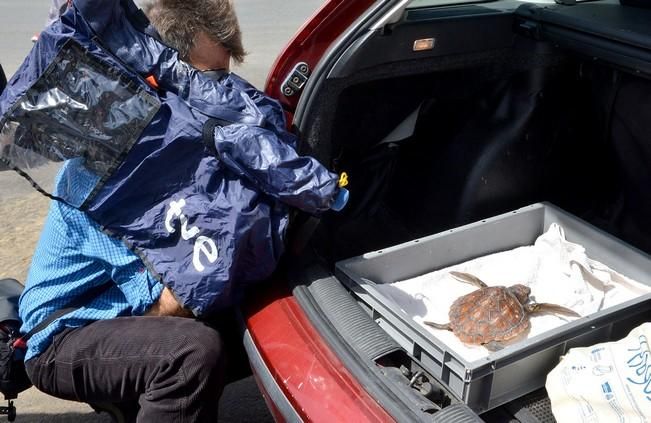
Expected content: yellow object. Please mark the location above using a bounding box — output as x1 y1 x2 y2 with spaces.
338 172 349 188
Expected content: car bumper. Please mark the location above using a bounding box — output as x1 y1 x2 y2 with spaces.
243 288 395 422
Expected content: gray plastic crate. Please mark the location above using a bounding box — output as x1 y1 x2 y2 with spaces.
335 202 651 414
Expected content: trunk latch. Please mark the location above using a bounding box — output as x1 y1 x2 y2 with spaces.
282 62 310 97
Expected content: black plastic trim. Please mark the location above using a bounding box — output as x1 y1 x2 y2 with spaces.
432 403 485 423
329 11 515 79
514 2 651 76
293 282 425 422
295 0 397 129
517 1 651 51
306 274 401 361
541 23 651 76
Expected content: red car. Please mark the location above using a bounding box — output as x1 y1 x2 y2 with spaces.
243 0 651 421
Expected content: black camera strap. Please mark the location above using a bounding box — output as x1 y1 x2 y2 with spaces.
13 282 112 349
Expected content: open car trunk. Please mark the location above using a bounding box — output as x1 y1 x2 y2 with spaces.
304 8 651 262
288 1 651 421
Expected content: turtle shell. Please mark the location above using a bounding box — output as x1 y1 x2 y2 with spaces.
448 286 530 345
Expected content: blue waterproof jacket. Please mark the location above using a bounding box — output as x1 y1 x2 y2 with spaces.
0 0 345 316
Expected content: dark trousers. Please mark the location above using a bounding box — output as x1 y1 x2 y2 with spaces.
25 316 226 422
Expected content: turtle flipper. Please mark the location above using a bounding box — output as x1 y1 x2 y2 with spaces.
526 303 580 318
483 341 505 352
423 321 452 331
449 271 488 288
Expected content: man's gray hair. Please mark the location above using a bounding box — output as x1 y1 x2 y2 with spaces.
142 0 246 64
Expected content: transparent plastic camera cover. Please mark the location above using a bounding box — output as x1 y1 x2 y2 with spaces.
0 39 160 207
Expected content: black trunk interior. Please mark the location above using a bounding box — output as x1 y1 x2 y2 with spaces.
302 3 651 265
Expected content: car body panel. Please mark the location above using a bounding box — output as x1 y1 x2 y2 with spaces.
250 0 404 420
243 283 395 422
264 0 379 116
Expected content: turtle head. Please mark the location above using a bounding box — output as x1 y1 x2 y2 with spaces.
508 284 531 304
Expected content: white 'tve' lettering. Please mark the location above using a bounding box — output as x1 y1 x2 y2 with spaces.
193 236 219 272
165 199 200 240
165 199 185 233
165 198 218 272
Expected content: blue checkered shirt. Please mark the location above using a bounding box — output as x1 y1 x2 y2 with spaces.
18 160 164 362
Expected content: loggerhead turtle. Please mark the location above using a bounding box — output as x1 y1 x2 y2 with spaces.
424 271 580 350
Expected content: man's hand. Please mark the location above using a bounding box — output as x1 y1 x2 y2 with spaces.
146 286 194 318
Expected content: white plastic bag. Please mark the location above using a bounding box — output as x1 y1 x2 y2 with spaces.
546 322 651 422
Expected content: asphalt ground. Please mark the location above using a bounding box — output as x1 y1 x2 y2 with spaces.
0 0 324 421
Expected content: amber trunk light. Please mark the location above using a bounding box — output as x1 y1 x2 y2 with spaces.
413 38 435 51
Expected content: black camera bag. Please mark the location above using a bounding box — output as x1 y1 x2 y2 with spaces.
0 279 31 401
0 279 109 421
